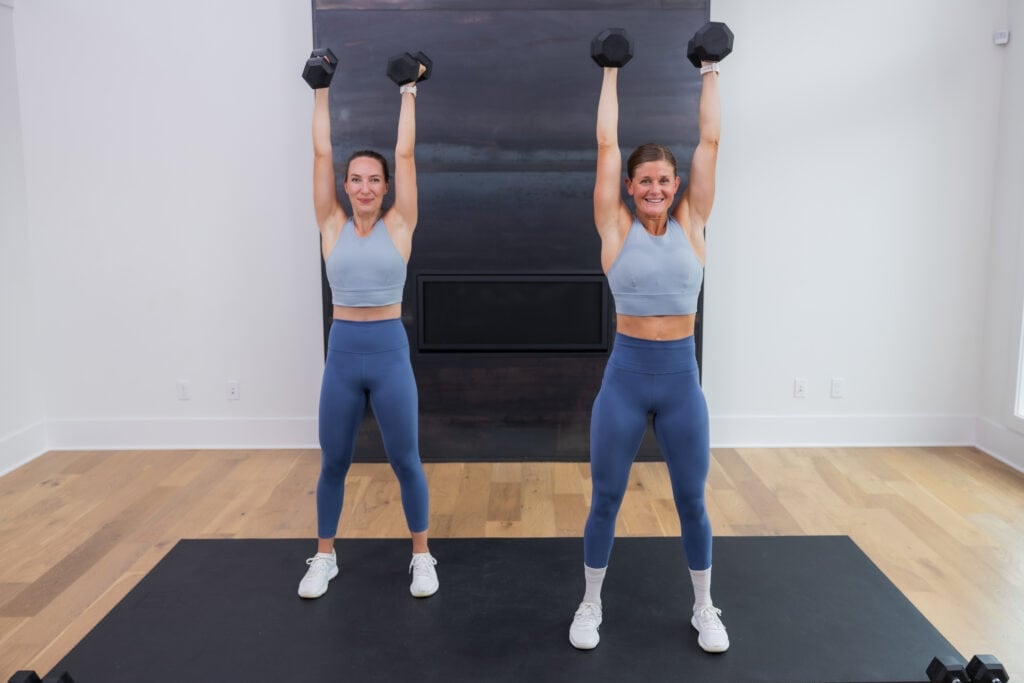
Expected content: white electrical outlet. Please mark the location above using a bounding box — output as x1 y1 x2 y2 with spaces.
793 378 808 398
176 379 191 401
227 380 241 401
994 29 1010 45
830 377 846 399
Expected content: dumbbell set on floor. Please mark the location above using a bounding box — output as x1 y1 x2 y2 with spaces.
591 21 734 69
302 47 433 90
8 655 1007 683
8 671 74 683
928 654 1010 683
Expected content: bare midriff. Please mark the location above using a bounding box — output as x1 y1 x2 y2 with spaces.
333 303 402 322
615 313 696 341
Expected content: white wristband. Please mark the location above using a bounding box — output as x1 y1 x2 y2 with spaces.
700 63 720 75
400 84 418 96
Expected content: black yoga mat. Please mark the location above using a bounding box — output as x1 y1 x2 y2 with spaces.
47 536 960 683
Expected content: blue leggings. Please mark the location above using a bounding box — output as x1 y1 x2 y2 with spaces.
583 333 712 570
316 319 429 538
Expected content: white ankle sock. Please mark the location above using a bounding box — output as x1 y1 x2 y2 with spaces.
583 564 607 605
690 566 712 609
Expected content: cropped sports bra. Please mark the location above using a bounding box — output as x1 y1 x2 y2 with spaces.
324 218 406 307
606 216 704 316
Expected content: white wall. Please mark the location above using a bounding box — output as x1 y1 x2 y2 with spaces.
708 0 1012 452
978 0 1024 470
0 0 47 474
3 1 1022 471
12 0 324 454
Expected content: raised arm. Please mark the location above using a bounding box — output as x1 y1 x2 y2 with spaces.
312 88 346 236
676 63 720 229
594 68 631 242
388 84 418 234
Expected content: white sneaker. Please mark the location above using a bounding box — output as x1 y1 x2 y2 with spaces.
409 553 438 597
569 601 602 650
691 604 729 653
297 551 338 599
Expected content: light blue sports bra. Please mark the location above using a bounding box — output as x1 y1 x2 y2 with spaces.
324 218 406 307
606 216 704 316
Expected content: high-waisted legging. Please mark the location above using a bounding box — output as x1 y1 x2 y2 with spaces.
583 333 712 570
316 319 429 538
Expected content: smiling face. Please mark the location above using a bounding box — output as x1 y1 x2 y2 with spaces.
625 160 681 220
343 155 389 216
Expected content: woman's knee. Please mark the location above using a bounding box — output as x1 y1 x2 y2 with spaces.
319 454 351 484
590 488 625 521
675 492 707 524
389 452 424 483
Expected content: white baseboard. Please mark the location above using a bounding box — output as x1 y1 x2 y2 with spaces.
709 414 976 448
974 417 1024 473
4 414 1008 475
0 421 49 476
48 414 978 452
46 417 319 451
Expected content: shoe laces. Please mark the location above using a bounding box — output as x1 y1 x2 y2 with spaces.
409 553 437 576
305 554 333 578
574 601 601 627
694 605 725 631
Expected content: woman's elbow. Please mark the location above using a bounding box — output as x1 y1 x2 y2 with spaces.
699 133 720 148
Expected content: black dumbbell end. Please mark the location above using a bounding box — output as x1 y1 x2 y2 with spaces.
386 52 419 85
927 655 968 683
591 28 633 68
8 671 42 683
686 36 700 68
966 654 1009 683
413 51 432 82
41 672 75 683
310 47 337 66
687 21 734 67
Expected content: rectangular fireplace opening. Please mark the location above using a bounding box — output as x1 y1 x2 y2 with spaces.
417 274 609 352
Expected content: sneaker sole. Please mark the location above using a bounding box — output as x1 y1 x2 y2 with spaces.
569 634 598 651
410 582 438 598
569 633 600 650
690 616 729 653
297 566 339 599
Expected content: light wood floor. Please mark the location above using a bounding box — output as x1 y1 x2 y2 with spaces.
0 446 1022 680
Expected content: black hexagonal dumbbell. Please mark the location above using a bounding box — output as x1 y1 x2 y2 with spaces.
386 51 432 85
591 28 633 68
686 21 734 68
302 47 337 89
927 655 970 683
966 655 1009 683
8 672 42 683
7 671 75 683
43 674 75 683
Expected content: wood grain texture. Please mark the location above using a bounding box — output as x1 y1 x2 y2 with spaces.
0 446 1021 679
